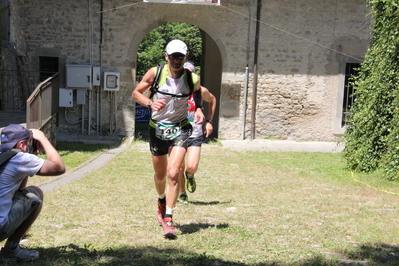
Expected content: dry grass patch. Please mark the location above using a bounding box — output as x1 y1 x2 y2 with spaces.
5 141 399 265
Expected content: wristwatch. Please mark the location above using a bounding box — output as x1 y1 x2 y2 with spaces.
147 100 153 108
206 119 213 124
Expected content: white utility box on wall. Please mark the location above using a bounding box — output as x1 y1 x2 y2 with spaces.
59 88 73 107
104 72 120 91
66 65 92 89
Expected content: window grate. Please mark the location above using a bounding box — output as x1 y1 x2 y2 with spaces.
39 57 58 82
0 4 10 42
342 63 360 127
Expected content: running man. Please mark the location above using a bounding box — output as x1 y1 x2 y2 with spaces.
132 40 205 239
178 62 217 204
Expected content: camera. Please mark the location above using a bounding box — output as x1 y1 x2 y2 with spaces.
28 139 38 154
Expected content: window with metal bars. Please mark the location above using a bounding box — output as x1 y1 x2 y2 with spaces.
0 3 10 43
341 63 360 127
39 56 58 82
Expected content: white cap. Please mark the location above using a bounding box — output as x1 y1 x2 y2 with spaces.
165 39 187 55
184 62 195 73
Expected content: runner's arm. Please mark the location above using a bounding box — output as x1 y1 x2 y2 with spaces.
132 68 155 107
201 86 216 137
193 79 205 124
132 69 166 111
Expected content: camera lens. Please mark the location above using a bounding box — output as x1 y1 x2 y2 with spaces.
29 139 38 154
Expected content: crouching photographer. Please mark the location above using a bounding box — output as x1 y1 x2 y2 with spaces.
0 124 65 262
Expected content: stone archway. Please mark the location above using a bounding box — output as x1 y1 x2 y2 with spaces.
201 31 222 139
130 22 223 140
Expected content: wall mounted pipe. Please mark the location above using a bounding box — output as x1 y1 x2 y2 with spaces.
242 65 249 140
251 0 261 141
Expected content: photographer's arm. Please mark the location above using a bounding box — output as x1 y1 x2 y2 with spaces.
30 129 65 176
18 176 28 190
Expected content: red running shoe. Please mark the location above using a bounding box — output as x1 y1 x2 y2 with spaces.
162 217 177 239
156 202 166 224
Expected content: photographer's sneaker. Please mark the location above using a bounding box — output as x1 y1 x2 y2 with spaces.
1 245 39 262
162 217 177 239
186 171 196 193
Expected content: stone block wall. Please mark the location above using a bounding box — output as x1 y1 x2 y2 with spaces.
41 116 57 147
4 0 371 141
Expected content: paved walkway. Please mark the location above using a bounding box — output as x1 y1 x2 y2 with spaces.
0 111 344 192
42 138 343 192
220 139 344 153
40 136 134 193
0 110 130 192
40 138 343 193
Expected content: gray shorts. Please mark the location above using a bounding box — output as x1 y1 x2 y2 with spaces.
188 134 205 147
0 187 43 241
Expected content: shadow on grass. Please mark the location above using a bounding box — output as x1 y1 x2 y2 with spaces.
346 243 399 265
56 141 115 153
12 244 249 266
189 200 232 206
177 222 229 234
295 243 399 266
5 243 399 266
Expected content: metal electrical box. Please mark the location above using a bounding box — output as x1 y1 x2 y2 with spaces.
104 72 120 91
76 89 86 105
59 88 73 107
66 65 92 89
92 66 101 86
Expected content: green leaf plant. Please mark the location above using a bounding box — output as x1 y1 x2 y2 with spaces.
344 0 399 180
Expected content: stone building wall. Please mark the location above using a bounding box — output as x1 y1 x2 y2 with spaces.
41 116 57 147
5 0 371 141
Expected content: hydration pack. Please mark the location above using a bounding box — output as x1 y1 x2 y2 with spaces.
148 63 195 100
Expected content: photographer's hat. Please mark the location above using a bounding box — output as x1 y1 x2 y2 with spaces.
0 124 31 152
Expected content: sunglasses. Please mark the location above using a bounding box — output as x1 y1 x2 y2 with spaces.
168 54 185 61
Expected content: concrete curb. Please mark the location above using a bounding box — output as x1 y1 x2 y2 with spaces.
220 139 344 153
39 136 134 193
38 138 343 193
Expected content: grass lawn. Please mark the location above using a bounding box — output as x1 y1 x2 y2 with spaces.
27 141 114 187
4 141 399 265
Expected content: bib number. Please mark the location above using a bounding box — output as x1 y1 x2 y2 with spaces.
155 122 181 140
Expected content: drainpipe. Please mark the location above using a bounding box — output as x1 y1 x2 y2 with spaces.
251 0 261 141
98 0 104 135
242 65 249 140
88 0 93 135
243 1 252 140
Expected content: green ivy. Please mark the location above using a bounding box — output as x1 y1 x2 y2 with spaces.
136 23 202 76
343 0 399 180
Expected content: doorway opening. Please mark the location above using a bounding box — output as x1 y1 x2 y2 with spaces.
134 22 221 141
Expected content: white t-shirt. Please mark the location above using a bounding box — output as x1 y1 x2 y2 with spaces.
187 94 204 138
0 152 44 226
151 76 191 123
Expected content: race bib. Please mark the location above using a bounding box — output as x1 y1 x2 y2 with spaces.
155 122 182 140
